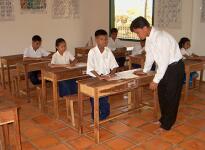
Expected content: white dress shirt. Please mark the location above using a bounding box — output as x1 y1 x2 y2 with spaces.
23 46 50 58
86 46 119 77
107 37 123 51
51 50 75 64
180 48 193 59
132 44 145 55
143 27 182 83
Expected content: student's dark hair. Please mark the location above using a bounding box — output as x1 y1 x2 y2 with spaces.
55 38 66 51
110 28 118 33
130 16 150 32
95 29 108 37
32 35 42 42
178 37 190 49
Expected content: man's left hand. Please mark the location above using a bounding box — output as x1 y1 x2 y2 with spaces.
149 81 158 90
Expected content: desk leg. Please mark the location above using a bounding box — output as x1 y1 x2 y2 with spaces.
94 91 100 143
2 125 10 150
136 87 143 109
1 63 6 89
25 68 30 102
184 71 190 102
199 69 204 90
128 92 132 110
153 89 159 121
41 76 47 112
53 80 59 119
7 65 12 92
78 84 83 134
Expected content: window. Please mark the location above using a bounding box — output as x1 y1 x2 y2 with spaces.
110 0 154 41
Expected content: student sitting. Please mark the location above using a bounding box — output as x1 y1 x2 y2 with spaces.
23 35 51 85
179 37 199 85
108 28 125 67
87 29 119 120
50 38 78 97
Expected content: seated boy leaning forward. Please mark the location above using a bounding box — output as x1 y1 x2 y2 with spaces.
86 29 119 120
23 35 51 85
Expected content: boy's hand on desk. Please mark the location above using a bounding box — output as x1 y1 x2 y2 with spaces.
98 75 110 80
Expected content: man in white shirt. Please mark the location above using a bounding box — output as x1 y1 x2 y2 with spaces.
130 17 185 130
87 29 119 120
107 28 125 67
23 35 50 85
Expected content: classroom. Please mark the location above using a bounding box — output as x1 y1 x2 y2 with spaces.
0 0 205 149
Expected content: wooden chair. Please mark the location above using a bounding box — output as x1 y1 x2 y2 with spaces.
64 94 89 127
0 107 21 150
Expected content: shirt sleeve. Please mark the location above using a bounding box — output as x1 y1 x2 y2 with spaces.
109 51 119 70
23 49 29 57
86 51 95 77
116 39 123 48
180 48 187 56
68 52 75 61
51 54 56 64
152 36 170 83
41 49 50 57
143 48 155 73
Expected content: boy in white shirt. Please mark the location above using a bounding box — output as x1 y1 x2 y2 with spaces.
108 28 125 67
87 29 119 120
23 35 50 85
50 38 78 97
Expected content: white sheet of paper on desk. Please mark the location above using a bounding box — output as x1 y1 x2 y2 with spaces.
109 69 141 80
66 63 87 69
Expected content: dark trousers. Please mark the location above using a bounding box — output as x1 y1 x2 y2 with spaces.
158 60 184 130
90 96 110 120
58 79 77 97
28 70 41 85
116 57 126 67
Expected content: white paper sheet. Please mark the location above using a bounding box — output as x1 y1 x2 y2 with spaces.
66 63 87 69
108 69 142 81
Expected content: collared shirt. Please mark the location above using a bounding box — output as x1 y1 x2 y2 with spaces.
86 45 119 77
51 50 75 64
180 48 193 59
132 44 145 55
143 27 182 83
23 46 50 58
107 37 123 51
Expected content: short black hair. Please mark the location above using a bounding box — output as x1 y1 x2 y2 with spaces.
110 28 118 34
130 16 150 32
55 38 66 51
95 29 108 37
178 37 190 49
32 35 42 42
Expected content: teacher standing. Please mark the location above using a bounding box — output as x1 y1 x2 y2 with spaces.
130 16 185 130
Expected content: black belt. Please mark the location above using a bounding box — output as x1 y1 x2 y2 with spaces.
169 59 182 67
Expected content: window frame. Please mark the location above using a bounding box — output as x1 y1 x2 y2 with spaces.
109 0 155 41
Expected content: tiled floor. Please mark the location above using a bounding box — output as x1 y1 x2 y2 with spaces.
1 83 205 150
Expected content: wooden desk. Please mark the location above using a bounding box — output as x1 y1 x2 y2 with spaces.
112 48 127 58
129 54 145 69
16 59 50 100
75 46 92 57
0 54 23 92
41 65 87 119
184 59 205 101
78 72 157 143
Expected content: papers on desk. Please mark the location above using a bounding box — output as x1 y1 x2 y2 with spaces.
109 69 142 81
66 63 87 69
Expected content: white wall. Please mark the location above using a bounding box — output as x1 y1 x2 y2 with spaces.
191 0 205 55
0 0 203 56
0 0 89 56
